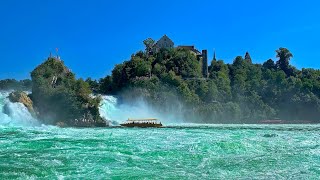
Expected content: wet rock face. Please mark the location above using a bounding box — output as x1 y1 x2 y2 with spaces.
8 91 36 117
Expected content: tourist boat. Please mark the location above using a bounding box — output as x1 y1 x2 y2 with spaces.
120 118 163 128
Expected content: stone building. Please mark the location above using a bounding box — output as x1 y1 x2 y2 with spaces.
177 45 201 56
151 35 208 78
152 35 174 52
201 50 208 78
177 46 208 78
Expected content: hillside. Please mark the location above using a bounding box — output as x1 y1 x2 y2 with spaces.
89 39 320 123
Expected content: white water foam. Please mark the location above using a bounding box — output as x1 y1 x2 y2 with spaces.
99 95 184 125
0 92 182 127
0 91 40 127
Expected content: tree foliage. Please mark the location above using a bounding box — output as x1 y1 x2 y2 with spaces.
276 47 293 76
93 43 320 123
31 58 104 126
0 79 32 91
143 38 155 54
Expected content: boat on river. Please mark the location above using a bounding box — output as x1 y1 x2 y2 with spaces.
120 118 163 128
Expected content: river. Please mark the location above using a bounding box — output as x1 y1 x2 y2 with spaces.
0 92 320 179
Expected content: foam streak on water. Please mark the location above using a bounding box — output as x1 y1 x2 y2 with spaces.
0 125 320 179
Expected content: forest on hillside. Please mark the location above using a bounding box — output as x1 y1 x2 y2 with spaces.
0 79 32 91
86 41 320 123
2 40 320 124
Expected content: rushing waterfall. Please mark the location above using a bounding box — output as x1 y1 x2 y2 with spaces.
98 95 184 125
99 95 120 125
0 91 39 127
99 95 159 124
0 93 181 127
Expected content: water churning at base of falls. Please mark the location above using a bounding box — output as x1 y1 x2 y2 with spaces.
1 125 320 179
0 91 39 127
1 91 320 179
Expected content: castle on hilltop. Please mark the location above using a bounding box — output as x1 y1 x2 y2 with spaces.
151 35 208 78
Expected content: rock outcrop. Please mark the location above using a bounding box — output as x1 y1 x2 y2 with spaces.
8 91 36 117
30 57 107 127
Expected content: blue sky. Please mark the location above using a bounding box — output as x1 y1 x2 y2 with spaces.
0 0 319 80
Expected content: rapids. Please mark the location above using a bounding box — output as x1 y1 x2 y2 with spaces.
1 92 320 179
0 125 320 179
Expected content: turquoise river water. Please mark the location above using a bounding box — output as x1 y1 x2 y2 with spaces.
1 125 320 179
0 92 320 179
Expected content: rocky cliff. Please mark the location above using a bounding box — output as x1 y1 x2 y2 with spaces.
30 57 107 127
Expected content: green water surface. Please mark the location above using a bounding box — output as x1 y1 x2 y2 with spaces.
0 124 320 179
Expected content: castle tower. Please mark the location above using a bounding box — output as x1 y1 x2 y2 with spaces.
202 50 208 78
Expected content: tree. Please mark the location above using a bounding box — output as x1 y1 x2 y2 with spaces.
143 38 155 54
85 78 99 93
244 52 252 63
31 57 104 126
97 40 320 124
276 47 293 75
0 79 32 91
98 75 113 94
263 59 276 70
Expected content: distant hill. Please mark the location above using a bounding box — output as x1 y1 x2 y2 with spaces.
0 79 32 91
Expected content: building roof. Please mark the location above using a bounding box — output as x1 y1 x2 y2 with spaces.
177 45 201 55
154 35 174 47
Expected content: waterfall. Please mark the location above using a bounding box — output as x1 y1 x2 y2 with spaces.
0 92 182 127
99 95 120 125
98 95 183 125
99 95 142 125
99 95 158 124
0 91 40 127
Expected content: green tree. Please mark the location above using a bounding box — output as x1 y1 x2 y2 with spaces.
97 39 320 124
143 38 155 54
31 57 104 126
276 47 293 75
